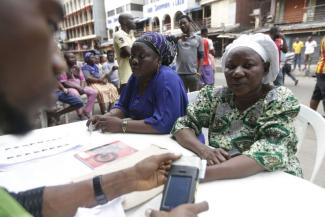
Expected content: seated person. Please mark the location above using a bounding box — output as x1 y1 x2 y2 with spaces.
0 1 208 216
47 80 84 124
87 32 188 134
60 52 98 118
82 52 119 114
172 33 302 182
103 49 120 89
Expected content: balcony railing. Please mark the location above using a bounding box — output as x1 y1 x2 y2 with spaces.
276 3 325 24
306 3 325 22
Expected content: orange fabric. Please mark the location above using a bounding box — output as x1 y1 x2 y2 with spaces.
202 38 210 65
316 37 325 74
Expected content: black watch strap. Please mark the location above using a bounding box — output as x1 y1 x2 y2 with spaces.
93 175 108 205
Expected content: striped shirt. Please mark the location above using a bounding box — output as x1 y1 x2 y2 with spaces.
316 36 325 74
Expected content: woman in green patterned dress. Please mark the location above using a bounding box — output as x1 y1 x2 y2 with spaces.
172 33 302 181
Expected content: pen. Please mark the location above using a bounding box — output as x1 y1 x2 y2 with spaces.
88 122 95 134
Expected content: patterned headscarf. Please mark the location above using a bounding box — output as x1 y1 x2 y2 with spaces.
135 32 176 66
221 33 279 84
84 52 93 63
82 52 100 78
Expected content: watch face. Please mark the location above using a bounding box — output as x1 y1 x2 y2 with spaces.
94 152 118 162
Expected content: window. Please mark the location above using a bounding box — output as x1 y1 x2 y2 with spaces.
130 3 143 12
107 9 115 17
116 6 124 14
126 4 130 11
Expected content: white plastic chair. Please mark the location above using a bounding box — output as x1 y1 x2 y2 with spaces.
187 91 199 104
294 104 325 182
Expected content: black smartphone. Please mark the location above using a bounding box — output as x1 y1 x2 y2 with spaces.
160 165 199 211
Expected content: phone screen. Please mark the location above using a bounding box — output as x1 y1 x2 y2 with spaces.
164 175 192 208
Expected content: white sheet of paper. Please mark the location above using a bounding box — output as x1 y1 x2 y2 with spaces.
74 197 125 217
0 132 82 168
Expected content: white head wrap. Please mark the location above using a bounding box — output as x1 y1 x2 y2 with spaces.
221 33 279 84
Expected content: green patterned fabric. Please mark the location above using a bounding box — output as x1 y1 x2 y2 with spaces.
172 85 303 177
0 188 32 217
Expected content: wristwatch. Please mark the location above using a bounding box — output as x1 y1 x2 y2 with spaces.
122 119 128 133
93 175 108 205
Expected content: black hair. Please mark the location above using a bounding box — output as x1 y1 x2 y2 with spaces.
269 26 280 35
201 27 208 34
179 14 192 22
106 50 114 54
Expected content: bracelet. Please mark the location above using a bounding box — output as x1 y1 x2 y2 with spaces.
93 175 108 205
122 119 128 133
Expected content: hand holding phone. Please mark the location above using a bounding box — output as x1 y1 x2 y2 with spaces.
160 165 199 211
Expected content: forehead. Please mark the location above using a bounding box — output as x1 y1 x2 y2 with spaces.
66 53 75 58
131 42 154 54
226 47 262 62
179 18 190 23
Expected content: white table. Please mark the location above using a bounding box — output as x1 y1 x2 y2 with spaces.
0 121 324 217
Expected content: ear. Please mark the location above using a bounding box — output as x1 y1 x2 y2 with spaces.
264 62 270 76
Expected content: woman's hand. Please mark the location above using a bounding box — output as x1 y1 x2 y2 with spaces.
86 115 102 127
132 153 181 191
89 115 122 133
147 201 209 217
78 88 85 95
63 88 69 94
200 146 229 166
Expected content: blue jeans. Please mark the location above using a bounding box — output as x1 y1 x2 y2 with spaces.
55 91 83 108
293 53 302 70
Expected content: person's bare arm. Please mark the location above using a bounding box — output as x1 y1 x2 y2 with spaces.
57 81 66 91
174 128 229 165
174 128 207 157
203 155 265 182
209 49 215 57
85 76 104 84
120 119 159 134
106 108 125 118
42 169 135 217
62 81 83 92
174 128 264 180
91 116 160 134
42 153 180 217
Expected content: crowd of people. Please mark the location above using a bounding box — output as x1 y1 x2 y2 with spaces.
1 0 325 217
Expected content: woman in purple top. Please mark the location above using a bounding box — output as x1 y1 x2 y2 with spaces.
87 32 188 134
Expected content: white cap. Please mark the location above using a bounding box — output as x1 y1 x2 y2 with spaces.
221 33 280 84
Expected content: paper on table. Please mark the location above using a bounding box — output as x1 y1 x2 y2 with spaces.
74 197 125 217
0 133 81 168
73 145 169 210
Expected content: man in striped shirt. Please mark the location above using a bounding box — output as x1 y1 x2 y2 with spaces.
310 36 325 114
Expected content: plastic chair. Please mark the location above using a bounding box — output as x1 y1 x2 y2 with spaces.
187 91 199 104
294 104 325 182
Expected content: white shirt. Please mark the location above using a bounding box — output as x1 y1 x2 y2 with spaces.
305 40 317 54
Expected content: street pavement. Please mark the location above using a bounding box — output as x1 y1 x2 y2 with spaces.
215 70 325 187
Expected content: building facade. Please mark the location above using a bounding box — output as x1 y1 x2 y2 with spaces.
274 0 325 64
61 0 107 57
141 0 200 35
105 0 144 41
